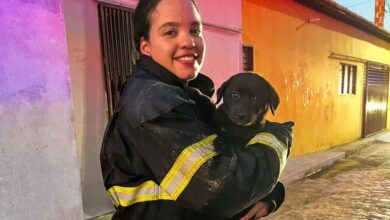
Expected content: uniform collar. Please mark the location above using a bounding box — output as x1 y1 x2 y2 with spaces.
136 55 187 88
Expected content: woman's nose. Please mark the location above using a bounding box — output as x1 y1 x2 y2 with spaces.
179 32 196 48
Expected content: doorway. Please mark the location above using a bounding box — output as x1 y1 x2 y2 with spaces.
362 62 390 137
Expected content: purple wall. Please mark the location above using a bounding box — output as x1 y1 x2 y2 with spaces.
0 1 83 219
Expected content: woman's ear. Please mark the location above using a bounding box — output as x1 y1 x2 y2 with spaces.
140 37 151 55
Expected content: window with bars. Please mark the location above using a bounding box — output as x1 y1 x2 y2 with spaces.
98 3 138 116
339 63 357 95
242 45 254 71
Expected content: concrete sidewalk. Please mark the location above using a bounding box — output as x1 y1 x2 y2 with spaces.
280 131 389 184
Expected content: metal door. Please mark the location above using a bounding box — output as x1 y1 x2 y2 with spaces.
363 62 390 136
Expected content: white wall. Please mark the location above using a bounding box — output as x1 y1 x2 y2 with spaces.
62 0 113 217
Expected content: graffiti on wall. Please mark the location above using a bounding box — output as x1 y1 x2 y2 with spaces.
284 63 334 119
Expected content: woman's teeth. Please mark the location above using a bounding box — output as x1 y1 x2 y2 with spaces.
178 56 194 61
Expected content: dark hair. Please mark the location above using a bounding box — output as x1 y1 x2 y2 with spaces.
134 0 199 52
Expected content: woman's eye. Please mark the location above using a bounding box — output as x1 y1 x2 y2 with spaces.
164 30 177 37
191 28 202 36
231 92 240 100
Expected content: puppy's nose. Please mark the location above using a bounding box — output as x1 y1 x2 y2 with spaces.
236 112 247 119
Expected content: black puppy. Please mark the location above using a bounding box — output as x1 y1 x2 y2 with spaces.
212 72 290 217
188 72 291 217
187 72 292 151
213 72 280 148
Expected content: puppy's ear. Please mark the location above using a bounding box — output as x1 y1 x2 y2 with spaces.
216 79 231 104
268 84 280 115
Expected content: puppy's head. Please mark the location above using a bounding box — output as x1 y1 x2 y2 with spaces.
216 72 279 126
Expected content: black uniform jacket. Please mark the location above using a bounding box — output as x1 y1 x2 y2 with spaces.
100 55 289 220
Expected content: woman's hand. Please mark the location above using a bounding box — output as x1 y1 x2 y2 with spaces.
239 201 271 220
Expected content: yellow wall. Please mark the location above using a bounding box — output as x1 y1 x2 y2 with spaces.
243 0 390 156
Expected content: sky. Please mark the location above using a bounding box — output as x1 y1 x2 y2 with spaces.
333 0 390 31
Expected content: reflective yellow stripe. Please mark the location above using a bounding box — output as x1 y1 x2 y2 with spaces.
107 133 285 207
246 132 287 176
160 134 218 199
107 135 218 207
107 180 173 207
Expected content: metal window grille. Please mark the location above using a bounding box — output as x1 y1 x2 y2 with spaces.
243 45 254 71
339 65 345 93
352 66 357 94
347 66 352 93
98 3 138 116
339 63 357 95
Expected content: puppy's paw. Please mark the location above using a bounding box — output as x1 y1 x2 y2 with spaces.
214 138 234 157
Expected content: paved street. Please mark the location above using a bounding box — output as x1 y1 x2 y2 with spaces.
267 142 390 220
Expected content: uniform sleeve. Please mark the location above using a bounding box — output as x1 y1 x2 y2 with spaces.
229 181 285 219
260 181 285 214
114 101 288 218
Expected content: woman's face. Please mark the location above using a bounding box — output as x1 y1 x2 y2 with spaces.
140 0 205 80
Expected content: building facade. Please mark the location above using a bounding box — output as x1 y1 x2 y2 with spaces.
243 0 390 156
1 0 389 219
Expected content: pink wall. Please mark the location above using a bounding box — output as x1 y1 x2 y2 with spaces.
197 0 243 95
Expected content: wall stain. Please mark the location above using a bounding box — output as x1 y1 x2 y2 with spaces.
20 0 61 14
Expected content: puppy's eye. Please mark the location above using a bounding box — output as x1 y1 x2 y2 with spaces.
231 92 240 100
251 96 258 102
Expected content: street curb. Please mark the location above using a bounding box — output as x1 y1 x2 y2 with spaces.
87 212 113 220
375 132 390 143
280 151 345 184
280 131 386 184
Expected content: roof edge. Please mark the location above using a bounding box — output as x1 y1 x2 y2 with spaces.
294 0 390 42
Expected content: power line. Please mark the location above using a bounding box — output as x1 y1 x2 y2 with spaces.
346 0 373 8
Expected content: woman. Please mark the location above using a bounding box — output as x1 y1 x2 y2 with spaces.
100 0 292 219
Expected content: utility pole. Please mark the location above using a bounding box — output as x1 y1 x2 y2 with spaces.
375 0 385 27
